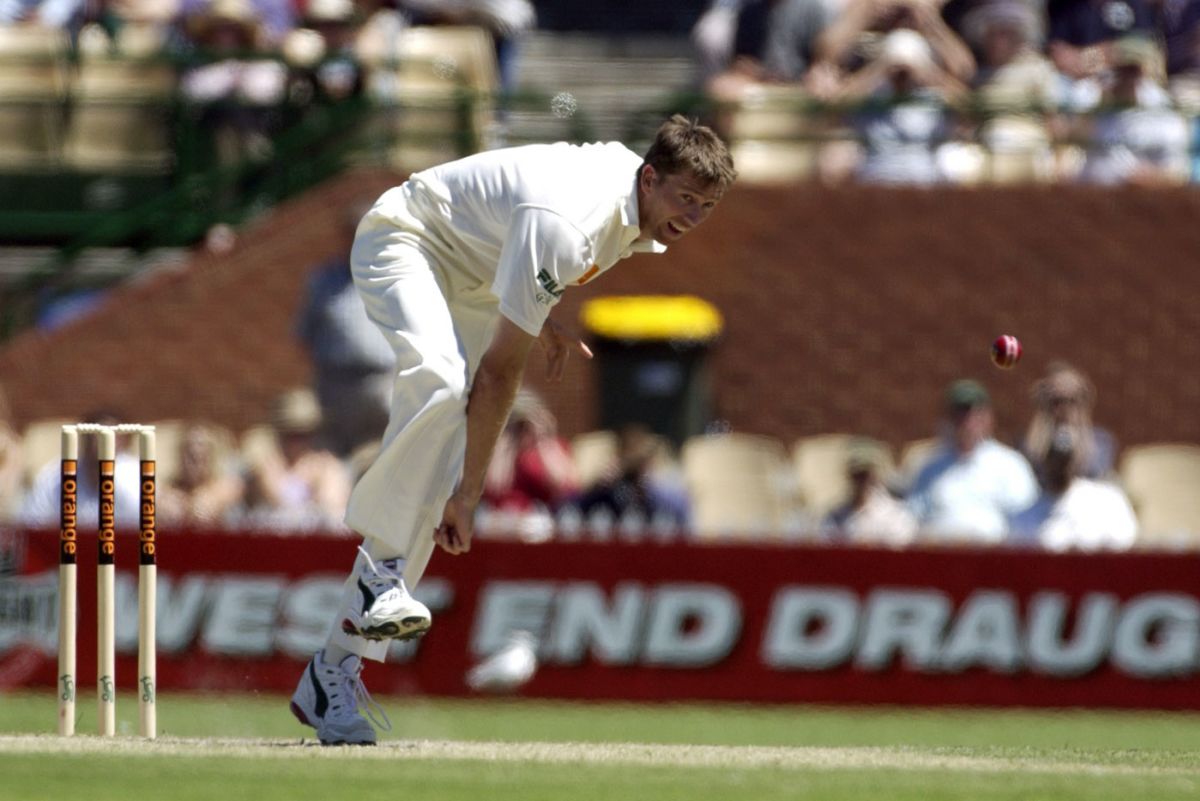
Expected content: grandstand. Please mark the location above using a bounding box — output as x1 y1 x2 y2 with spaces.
4 12 1200 791
2 3 1200 546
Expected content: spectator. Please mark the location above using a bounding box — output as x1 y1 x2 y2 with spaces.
1022 360 1116 480
296 200 394 459
68 2 180 46
0 383 21 522
103 0 180 33
282 0 365 107
833 28 969 184
354 0 407 63
179 0 294 46
1047 0 1156 81
1069 36 1192 185
907 379 1038 544
962 0 1064 181
178 0 289 174
815 0 977 87
158 423 245 527
703 0 835 104
0 0 82 29
20 411 141 528
822 442 917 546
355 0 420 59
243 388 352 529
400 0 536 97
692 0 746 82
1009 425 1138 551
1151 0 1200 109
939 0 997 46
481 389 579 518
575 424 691 534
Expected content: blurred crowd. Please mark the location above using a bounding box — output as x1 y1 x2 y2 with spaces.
0 354 1175 552
2 389 357 532
698 0 1200 184
1 0 535 85
1 0 536 172
0 186 1173 550
4 0 1200 185
0 2 1193 544
467 358 1146 552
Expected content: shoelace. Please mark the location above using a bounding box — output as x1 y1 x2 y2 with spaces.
357 545 408 593
341 659 392 733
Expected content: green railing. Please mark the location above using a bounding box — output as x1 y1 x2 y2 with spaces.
0 56 500 339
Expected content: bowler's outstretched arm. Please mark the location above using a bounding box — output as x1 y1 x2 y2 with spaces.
435 317 535 554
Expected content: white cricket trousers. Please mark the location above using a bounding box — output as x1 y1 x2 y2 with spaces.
329 182 501 662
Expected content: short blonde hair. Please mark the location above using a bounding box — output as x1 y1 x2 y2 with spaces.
642 114 737 193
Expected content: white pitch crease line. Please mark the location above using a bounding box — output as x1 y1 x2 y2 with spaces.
0 736 1195 778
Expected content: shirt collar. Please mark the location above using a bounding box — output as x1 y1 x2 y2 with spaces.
620 172 667 256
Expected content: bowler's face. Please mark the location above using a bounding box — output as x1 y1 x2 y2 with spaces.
637 166 724 244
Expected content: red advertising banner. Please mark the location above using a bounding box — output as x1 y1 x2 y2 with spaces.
1 527 1198 708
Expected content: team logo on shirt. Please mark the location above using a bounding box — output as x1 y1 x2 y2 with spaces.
536 269 564 305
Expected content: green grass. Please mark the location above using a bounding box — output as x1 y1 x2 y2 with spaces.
3 754 1197 801
2 692 1199 801
5 691 1200 750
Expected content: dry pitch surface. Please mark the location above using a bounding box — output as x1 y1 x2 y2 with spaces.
1 735 1196 778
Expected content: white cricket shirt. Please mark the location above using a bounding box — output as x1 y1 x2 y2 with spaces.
387 141 666 335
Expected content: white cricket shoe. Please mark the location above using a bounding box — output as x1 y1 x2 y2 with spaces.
290 651 390 746
341 548 432 642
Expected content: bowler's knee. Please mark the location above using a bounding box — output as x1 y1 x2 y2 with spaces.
414 350 469 401
435 354 469 399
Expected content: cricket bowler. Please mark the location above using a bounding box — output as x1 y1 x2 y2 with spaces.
290 114 736 744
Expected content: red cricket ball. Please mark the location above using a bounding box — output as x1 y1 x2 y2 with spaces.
991 335 1022 369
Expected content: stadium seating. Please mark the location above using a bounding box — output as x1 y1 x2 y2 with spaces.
681 432 801 538
18 418 72 487
724 84 817 184
62 31 175 172
792 434 895 519
896 437 939 490
358 26 498 171
1119 443 1200 548
239 424 279 471
571 430 618 488
148 419 185 487
727 139 816 185
20 418 204 489
0 26 69 168
981 118 1055 185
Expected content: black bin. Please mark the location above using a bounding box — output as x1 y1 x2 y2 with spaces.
581 295 723 448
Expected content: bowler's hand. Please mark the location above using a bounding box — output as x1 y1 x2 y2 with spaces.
538 318 593 382
434 491 476 555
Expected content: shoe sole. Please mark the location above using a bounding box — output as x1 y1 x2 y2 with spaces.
342 615 432 642
289 700 313 728
290 700 376 746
